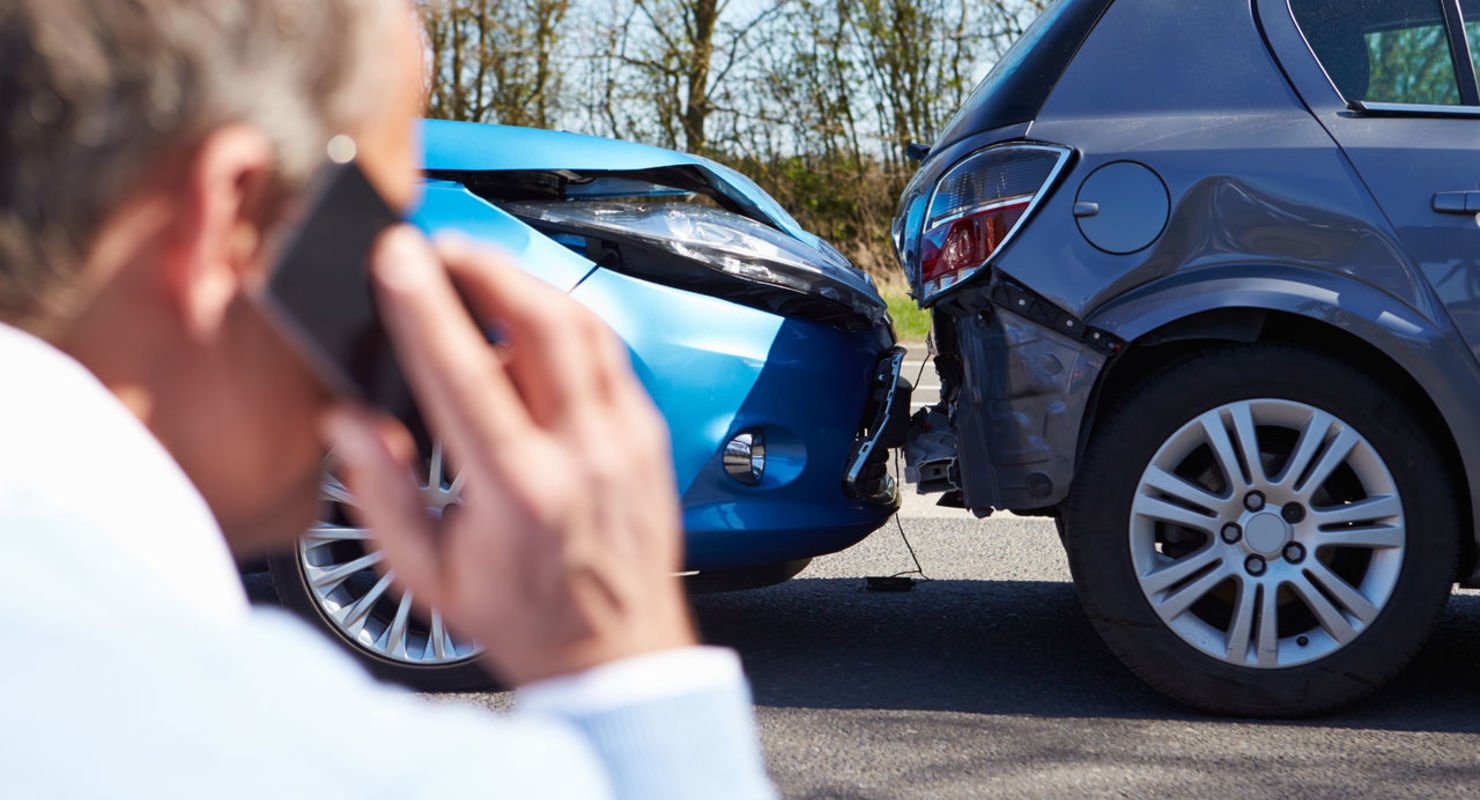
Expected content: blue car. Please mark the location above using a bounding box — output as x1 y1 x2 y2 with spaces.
268 120 908 689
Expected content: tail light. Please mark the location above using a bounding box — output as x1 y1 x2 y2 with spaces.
919 143 1071 301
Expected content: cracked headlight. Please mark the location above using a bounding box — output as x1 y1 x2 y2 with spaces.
507 201 888 330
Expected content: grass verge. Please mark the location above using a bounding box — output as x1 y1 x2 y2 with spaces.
885 290 931 342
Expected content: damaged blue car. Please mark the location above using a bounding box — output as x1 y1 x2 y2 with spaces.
268 120 909 689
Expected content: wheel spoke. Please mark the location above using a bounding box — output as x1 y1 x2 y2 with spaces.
427 441 444 490
1198 410 1250 492
1296 427 1360 497
1225 578 1258 664
430 609 448 661
1313 524 1404 550
1311 494 1402 528
1133 493 1220 534
1290 573 1357 644
1227 403 1266 486
306 550 384 590
1274 409 1334 490
386 592 414 659
1303 560 1380 626
1255 583 1280 667
337 570 396 635
1153 562 1231 619
302 525 374 542
1141 466 1227 515
322 475 355 506
1141 545 1224 595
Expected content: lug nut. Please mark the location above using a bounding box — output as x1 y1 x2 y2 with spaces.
1221 523 1242 544
1283 542 1305 563
1245 555 1267 576
1244 491 1266 512
1281 502 1306 523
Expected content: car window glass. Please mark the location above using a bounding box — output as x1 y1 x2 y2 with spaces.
1462 1 1480 83
1291 0 1462 105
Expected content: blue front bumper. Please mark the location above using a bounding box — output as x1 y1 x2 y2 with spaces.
571 267 899 571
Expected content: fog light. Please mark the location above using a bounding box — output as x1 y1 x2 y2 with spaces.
723 431 766 485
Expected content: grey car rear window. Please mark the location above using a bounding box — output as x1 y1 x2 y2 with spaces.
1291 0 1464 105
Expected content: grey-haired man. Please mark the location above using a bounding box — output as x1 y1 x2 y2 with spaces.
0 2 773 797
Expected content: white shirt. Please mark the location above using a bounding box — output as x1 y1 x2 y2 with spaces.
0 323 773 799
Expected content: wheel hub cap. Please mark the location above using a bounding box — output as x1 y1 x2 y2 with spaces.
1243 512 1290 556
1129 398 1405 670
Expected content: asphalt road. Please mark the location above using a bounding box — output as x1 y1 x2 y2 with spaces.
421 347 1480 797
435 509 1480 799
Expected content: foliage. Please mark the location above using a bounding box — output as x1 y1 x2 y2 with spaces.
418 0 1048 282
885 289 932 341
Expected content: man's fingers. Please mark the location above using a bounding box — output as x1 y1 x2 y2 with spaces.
372 226 531 465
434 235 605 429
322 408 442 608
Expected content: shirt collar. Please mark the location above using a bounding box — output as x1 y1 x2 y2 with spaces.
0 323 249 619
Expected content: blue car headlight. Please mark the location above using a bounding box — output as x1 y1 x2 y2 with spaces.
506 200 888 331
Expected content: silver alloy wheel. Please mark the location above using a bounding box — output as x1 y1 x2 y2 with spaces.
1130 398 1405 669
299 442 481 666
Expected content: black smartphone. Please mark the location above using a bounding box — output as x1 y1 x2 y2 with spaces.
257 157 417 427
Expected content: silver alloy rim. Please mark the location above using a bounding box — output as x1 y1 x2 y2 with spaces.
1130 398 1404 669
299 442 482 666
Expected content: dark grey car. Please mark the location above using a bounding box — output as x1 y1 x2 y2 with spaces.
895 0 1480 715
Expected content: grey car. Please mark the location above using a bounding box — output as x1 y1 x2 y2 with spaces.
895 0 1480 715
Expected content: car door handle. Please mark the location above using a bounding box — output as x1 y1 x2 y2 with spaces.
1432 190 1480 213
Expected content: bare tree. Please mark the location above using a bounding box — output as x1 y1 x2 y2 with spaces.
594 0 787 153
422 0 572 127
424 0 1055 279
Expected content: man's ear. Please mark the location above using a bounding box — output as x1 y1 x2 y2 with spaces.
161 125 275 341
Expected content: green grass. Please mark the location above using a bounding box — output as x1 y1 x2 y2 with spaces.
884 290 931 342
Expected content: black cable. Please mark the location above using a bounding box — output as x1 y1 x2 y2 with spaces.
888 360 931 582
889 509 930 581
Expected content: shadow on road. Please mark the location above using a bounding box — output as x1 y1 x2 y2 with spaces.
691 577 1480 734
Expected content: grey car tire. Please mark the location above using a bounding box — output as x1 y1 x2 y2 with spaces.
267 444 496 692
1063 343 1457 716
268 551 497 691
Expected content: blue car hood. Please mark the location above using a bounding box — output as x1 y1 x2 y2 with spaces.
421 119 813 245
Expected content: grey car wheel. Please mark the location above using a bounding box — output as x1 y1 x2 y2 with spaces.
1129 398 1403 669
1064 344 1457 716
269 443 494 690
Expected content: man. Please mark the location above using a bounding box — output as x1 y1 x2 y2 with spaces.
0 1 774 797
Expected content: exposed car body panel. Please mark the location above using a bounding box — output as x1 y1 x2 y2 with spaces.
929 302 1106 511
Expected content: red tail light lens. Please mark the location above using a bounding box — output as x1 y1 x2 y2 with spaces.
919 144 1071 300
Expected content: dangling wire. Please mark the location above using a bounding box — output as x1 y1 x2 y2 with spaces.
888 336 935 581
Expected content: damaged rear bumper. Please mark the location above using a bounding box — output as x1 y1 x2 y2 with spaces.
904 283 1113 514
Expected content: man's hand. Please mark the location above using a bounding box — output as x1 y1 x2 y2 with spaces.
324 226 696 687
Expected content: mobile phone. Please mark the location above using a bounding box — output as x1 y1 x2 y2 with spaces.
258 157 417 426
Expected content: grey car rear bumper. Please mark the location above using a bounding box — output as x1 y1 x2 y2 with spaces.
904 289 1109 514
